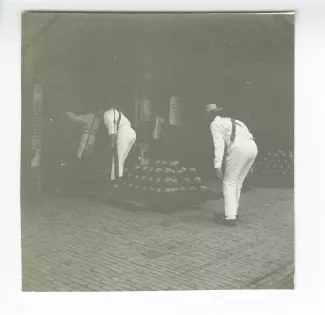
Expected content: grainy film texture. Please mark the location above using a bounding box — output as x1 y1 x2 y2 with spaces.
21 13 294 291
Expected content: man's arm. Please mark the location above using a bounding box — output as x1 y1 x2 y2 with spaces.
66 112 85 124
104 111 118 156
210 122 225 169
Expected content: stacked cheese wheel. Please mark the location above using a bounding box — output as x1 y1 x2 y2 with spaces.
118 160 212 202
254 149 294 178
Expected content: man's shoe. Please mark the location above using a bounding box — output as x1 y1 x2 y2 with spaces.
214 214 237 227
223 219 237 227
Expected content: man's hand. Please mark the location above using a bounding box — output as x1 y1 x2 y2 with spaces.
216 167 223 179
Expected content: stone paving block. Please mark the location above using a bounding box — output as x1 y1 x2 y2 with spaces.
21 187 294 291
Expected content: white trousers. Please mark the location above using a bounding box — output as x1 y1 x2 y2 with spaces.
111 126 136 180
78 133 96 159
223 139 258 219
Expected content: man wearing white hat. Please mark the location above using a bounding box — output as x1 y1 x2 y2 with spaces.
103 108 136 181
205 103 258 226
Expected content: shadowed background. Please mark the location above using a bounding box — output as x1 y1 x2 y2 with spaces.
22 13 294 184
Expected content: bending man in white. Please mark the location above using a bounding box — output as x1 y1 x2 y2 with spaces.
103 108 136 180
205 104 258 226
66 110 103 159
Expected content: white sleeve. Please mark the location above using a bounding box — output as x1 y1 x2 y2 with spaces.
210 121 225 169
66 112 85 124
104 112 116 135
66 112 78 122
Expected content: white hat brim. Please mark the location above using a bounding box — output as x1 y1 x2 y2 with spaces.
205 104 223 112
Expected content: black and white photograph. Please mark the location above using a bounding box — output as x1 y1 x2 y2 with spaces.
21 12 294 292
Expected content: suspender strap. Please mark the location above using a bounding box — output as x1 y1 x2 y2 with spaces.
233 119 255 141
81 115 96 159
117 111 122 130
113 108 122 133
84 130 97 136
230 118 236 144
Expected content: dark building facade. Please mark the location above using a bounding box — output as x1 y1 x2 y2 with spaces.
22 13 294 191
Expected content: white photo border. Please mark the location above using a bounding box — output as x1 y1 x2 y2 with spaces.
1 0 324 315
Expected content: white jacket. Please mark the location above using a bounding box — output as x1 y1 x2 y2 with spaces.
66 112 101 159
66 112 101 135
103 109 132 135
210 116 254 168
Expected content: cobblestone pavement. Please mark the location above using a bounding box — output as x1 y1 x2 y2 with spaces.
21 187 294 291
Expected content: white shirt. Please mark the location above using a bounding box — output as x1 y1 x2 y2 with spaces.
210 116 254 168
66 112 101 135
103 109 132 135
